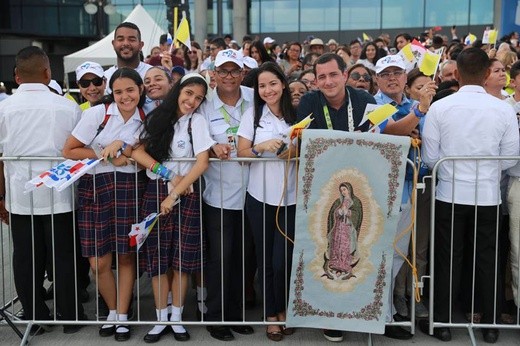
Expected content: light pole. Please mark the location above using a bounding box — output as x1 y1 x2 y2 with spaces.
83 0 117 38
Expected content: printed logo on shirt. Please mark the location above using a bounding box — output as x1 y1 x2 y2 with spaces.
177 140 186 149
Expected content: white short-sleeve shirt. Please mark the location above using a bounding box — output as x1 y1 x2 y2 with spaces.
0 83 81 215
237 105 296 206
200 86 254 210
146 112 216 180
72 103 144 174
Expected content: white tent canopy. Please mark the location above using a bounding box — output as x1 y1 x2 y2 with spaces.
64 4 165 75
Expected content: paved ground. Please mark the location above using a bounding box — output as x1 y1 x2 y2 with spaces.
1 223 520 346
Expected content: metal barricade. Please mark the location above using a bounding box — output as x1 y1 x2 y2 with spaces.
424 156 520 346
0 155 420 345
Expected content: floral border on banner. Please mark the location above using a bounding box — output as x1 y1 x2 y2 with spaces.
292 250 387 321
301 138 404 217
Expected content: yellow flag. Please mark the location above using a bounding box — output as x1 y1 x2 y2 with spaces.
488 29 498 45
175 17 191 50
368 104 397 126
400 43 414 62
419 50 441 76
362 32 370 42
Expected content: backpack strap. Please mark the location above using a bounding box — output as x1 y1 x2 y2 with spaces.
94 104 111 138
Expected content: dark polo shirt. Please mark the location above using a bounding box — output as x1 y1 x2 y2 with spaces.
297 86 376 132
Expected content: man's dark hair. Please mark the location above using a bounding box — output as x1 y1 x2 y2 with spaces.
511 60 520 80
224 34 232 40
456 47 491 85
349 39 362 47
210 37 227 49
313 53 346 75
242 35 252 43
114 22 141 41
437 79 460 92
15 46 49 82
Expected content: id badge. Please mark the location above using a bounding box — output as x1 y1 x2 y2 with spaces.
226 126 239 152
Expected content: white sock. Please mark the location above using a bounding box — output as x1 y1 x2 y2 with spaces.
170 306 186 334
101 310 117 329
197 286 208 313
148 308 168 335
167 292 173 314
116 313 128 333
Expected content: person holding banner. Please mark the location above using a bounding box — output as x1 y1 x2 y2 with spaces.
63 68 147 341
0 46 85 334
131 73 214 343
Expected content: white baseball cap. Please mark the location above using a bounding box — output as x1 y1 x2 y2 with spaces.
215 49 244 68
76 61 105 81
243 56 258 69
263 37 275 45
375 55 406 74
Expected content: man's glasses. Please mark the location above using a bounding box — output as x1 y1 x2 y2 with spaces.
78 77 104 88
215 69 242 78
350 72 371 81
377 70 405 80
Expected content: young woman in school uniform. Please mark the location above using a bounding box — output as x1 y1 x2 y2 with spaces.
237 62 298 341
62 67 147 341
131 73 215 343
142 66 174 114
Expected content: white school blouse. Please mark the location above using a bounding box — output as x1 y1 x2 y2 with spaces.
237 105 296 206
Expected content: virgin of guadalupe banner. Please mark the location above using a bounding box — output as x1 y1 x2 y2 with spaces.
287 130 410 334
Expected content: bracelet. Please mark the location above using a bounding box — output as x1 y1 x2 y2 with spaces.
413 106 426 118
119 142 128 153
251 146 262 157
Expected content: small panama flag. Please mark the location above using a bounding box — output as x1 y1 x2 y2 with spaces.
24 158 101 193
129 212 160 250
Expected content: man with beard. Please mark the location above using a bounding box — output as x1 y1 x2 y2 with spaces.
104 22 151 93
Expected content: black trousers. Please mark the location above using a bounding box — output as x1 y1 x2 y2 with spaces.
433 201 501 323
203 203 254 321
245 193 295 318
11 212 84 321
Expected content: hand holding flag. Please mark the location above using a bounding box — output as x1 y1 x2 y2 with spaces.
359 104 398 133
129 213 160 251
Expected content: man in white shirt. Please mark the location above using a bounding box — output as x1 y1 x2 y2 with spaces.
0 46 84 334
104 22 152 92
199 49 255 341
421 47 519 343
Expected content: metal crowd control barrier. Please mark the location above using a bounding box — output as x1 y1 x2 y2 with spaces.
425 156 520 346
0 156 419 345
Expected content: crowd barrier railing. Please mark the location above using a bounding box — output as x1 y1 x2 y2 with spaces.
425 156 520 346
0 155 423 345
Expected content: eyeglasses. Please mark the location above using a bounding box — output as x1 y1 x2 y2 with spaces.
78 77 104 88
377 70 405 80
188 51 197 55
215 69 242 78
350 72 371 81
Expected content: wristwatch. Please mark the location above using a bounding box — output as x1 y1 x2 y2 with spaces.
251 146 262 157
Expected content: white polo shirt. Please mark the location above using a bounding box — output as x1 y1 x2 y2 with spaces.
237 105 296 206
146 112 215 180
72 103 144 174
104 61 152 94
200 86 254 210
0 83 81 215
422 85 519 206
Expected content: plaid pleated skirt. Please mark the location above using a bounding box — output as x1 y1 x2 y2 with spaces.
139 180 204 277
78 171 147 258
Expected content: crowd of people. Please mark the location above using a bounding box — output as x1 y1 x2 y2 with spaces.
1 21 520 345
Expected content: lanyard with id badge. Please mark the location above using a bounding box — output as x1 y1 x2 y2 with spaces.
220 103 244 153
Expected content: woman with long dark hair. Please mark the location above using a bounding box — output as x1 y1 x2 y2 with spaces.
131 73 214 342
237 62 297 341
250 40 273 66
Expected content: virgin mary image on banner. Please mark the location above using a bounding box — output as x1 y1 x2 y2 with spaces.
323 182 362 281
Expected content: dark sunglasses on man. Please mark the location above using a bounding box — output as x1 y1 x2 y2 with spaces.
349 72 371 81
78 77 104 88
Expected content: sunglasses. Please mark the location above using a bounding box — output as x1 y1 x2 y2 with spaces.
350 72 371 81
78 77 104 88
